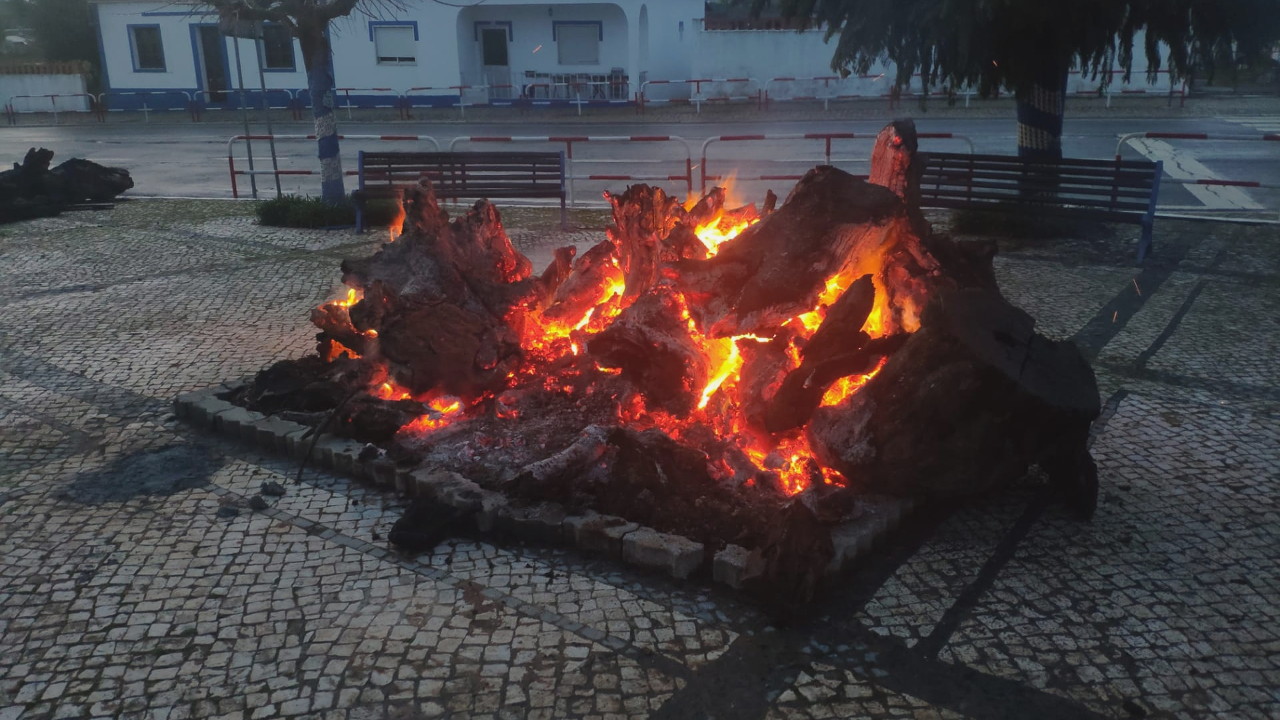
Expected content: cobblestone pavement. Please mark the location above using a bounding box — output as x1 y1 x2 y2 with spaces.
1 200 1277 719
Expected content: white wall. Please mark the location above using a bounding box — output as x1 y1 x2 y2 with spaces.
96 1 205 91
692 25 1177 100
0 73 90 112
455 4 628 88
95 1 308 105
328 4 460 99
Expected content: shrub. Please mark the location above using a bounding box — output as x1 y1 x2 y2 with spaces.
256 195 355 228
255 195 406 229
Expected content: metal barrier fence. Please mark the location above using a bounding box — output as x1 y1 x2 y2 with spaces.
5 92 100 124
226 134 441 198
447 135 694 202
638 78 760 114
698 132 974 192
95 90 198 122
5 74 1198 124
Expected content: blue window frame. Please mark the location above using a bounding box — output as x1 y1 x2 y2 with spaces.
260 23 296 71
128 24 166 72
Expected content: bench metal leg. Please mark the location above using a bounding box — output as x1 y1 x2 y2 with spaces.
1137 219 1153 263
560 197 568 231
355 203 365 234
1137 160 1162 263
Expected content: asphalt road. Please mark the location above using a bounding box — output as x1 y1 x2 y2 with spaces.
3 112 1277 212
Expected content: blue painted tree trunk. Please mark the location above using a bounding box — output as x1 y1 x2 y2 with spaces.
1015 68 1069 162
301 28 344 204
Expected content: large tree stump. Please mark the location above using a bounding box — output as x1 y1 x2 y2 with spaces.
808 288 1101 515
314 182 541 398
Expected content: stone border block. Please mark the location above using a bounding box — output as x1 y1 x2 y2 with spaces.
622 527 705 579
251 417 308 454
499 502 567 544
283 428 314 460
475 491 511 533
827 496 915 574
570 514 639 558
713 544 762 589
212 407 265 439
177 382 919 592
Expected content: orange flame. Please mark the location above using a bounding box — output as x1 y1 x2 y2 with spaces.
402 396 465 434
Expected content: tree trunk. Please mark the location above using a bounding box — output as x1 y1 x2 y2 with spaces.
298 23 344 205
1015 67 1068 161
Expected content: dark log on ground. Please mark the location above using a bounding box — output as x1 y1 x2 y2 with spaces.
232 355 373 414
335 396 428 443
809 288 1101 516
507 424 609 495
50 158 134 201
314 181 541 398
388 496 471 554
587 288 709 415
0 148 132 223
744 496 835 615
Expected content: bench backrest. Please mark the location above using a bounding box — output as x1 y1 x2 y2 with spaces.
917 152 1159 221
357 150 565 199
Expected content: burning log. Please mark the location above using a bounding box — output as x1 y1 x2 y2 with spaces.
763 275 876 433
588 287 710 415
676 166 903 337
315 182 541 398
808 288 1101 516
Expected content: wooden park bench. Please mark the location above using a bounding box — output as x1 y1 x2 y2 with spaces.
917 152 1163 261
353 150 567 233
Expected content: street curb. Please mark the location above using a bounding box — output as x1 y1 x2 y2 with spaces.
174 385 915 589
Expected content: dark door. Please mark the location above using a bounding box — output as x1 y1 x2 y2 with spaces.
196 25 229 103
481 28 510 99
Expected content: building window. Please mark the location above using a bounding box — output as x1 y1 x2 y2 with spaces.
554 22 601 66
371 23 416 65
260 24 295 71
128 25 165 71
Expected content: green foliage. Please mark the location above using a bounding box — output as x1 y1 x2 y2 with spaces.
256 195 355 228
753 0 1280 96
255 195 403 228
27 0 97 65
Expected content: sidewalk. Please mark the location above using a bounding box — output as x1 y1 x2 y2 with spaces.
0 200 1276 719
6 93 1280 128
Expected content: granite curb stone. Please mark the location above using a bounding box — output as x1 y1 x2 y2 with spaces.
174 388 916 585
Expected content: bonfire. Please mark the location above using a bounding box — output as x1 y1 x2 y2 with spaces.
230 121 1100 601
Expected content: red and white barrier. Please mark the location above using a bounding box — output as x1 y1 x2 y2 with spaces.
638 78 760 114
448 135 694 200
94 90 198 122
5 92 101 124
334 88 403 119
226 134 441 198
699 132 974 192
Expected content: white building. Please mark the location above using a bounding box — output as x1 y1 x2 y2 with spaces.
90 0 700 111
88 0 1176 112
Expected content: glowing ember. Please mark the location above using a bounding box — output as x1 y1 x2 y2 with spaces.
820 357 888 407
318 179 914 498
695 215 758 256
402 396 465 434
